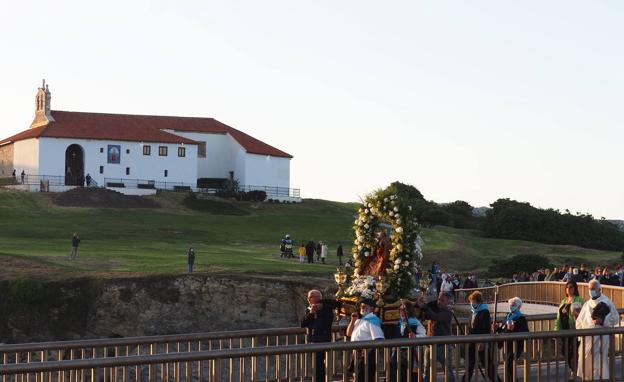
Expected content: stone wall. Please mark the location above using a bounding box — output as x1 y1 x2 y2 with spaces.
0 144 14 177
0 274 334 343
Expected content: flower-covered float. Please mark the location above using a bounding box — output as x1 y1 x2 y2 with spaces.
335 186 425 322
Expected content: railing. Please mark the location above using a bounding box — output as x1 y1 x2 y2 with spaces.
104 177 302 198
454 281 624 307
0 174 65 187
2 327 624 381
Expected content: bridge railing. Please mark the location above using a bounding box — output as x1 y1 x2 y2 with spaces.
454 281 624 307
2 327 624 381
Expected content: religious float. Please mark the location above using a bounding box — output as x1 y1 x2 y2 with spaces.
334 186 426 323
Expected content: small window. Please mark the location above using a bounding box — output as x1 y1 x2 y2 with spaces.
126 167 130 175
126 149 130 154
143 145 151 156
99 166 104 174
178 147 186 157
197 142 206 158
164 170 168 177
100 148 104 153
159 146 168 156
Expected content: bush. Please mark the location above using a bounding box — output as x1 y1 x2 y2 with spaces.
239 190 267 202
420 208 452 227
486 254 553 278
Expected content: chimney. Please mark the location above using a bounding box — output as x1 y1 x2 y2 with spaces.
30 79 55 129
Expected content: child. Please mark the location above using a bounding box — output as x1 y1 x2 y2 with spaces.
298 243 306 263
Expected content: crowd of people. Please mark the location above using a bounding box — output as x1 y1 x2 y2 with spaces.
302 277 620 381
509 263 624 286
279 235 345 265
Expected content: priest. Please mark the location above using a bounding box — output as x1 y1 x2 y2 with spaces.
576 279 619 380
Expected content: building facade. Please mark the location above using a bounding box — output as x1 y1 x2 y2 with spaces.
0 83 293 191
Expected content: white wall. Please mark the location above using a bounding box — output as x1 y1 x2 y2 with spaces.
165 130 249 183
243 153 290 188
13 138 40 176
38 138 198 186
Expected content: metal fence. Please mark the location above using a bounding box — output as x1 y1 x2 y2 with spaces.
0 174 65 187
1 308 622 381
2 327 624 381
104 177 301 198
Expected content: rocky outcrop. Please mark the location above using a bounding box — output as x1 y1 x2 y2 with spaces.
0 274 334 343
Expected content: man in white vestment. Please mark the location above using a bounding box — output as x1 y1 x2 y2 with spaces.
576 279 620 380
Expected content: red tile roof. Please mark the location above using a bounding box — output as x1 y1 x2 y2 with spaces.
0 111 292 158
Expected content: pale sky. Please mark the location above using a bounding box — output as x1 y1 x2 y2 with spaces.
1 1 623 218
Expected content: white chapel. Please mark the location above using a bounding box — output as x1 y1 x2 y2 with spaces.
0 82 293 195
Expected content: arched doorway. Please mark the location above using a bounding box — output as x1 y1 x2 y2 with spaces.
65 144 84 186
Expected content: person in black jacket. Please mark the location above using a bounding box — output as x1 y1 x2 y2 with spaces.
462 291 496 382
305 241 315 264
336 242 344 265
497 297 529 382
300 289 339 382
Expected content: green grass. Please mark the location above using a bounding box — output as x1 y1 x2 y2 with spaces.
0 189 619 280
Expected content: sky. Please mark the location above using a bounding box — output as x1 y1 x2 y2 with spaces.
1 1 623 218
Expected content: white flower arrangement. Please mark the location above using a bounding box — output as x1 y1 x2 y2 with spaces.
348 189 424 298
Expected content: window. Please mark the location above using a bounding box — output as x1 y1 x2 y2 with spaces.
143 145 151 156
197 142 206 158
159 146 168 156
99 166 104 174
126 167 130 175
178 147 186 157
100 148 104 153
164 170 168 177
126 149 130 154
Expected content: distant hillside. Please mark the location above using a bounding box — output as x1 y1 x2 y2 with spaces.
609 220 624 232
0 188 621 280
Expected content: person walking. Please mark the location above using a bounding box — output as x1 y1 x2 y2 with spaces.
85 173 92 187
321 242 328 265
497 297 529 382
346 298 384 382
416 292 456 382
20 170 25 184
301 290 340 382
462 291 496 382
68 233 80 260
554 281 584 379
305 241 315 264
11 169 16 183
388 301 426 382
336 242 344 265
187 247 196 273
298 243 306 263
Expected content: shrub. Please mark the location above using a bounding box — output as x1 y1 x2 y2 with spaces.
486 254 553 278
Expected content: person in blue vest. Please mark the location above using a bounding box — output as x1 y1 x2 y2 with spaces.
496 297 529 382
388 301 426 382
346 298 385 382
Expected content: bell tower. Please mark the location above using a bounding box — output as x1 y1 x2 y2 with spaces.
31 79 55 128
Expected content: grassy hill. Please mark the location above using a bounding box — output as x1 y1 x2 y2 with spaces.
0 189 620 280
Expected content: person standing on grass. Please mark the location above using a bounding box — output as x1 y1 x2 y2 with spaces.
69 233 80 260
315 241 322 262
305 241 315 264
336 242 344 265
187 247 196 273
298 243 306 263
321 242 328 264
